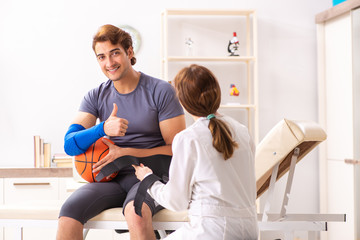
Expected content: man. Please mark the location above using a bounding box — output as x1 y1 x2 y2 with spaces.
56 24 185 240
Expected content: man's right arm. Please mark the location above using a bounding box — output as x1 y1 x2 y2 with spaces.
64 111 104 156
64 104 129 156
72 111 97 129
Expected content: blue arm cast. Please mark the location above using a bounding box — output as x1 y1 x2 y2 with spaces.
64 122 106 156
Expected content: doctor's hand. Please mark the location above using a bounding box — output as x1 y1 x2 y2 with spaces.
104 103 129 137
132 163 153 181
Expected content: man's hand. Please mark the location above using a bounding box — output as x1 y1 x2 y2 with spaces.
132 163 153 181
92 138 124 174
104 103 129 136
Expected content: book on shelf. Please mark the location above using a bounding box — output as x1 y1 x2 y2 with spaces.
40 138 44 167
53 161 73 168
33 136 52 168
34 136 41 168
44 143 51 168
52 153 73 168
52 153 73 161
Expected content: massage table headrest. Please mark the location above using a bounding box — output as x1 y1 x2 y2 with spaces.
255 119 326 198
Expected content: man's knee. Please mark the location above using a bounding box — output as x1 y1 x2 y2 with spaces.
57 216 83 240
58 216 83 227
124 201 152 228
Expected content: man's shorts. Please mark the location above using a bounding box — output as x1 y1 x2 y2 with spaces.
59 169 162 224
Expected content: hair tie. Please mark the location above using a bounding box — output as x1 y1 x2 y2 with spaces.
206 114 216 120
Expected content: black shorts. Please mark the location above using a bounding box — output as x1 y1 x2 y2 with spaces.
59 169 162 224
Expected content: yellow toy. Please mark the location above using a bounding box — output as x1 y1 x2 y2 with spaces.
230 84 239 96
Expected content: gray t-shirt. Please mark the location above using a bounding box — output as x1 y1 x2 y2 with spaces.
79 72 184 149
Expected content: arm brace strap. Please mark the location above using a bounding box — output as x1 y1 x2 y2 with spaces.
64 122 106 156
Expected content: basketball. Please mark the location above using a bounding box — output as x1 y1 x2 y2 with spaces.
74 137 118 182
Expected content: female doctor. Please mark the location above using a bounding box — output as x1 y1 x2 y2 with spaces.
133 64 258 240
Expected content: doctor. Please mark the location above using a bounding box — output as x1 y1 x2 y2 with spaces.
134 64 259 239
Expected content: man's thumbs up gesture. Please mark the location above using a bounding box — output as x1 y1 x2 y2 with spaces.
104 103 128 136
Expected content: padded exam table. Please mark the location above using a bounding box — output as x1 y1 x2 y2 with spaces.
0 119 345 239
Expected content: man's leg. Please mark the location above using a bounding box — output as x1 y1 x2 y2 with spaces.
57 175 126 240
124 200 156 240
57 216 83 240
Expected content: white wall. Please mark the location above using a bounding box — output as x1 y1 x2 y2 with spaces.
0 0 331 237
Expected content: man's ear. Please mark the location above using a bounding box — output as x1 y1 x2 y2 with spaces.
127 46 134 58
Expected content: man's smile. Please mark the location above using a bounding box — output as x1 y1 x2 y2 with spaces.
108 66 120 73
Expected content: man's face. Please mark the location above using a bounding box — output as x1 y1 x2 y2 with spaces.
95 41 133 81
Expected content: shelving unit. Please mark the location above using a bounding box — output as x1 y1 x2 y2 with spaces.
161 9 258 143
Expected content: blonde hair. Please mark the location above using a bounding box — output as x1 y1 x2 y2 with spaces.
174 64 238 160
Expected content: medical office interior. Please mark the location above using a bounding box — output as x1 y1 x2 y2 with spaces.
0 0 359 239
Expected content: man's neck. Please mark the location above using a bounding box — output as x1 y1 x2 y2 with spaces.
113 70 141 94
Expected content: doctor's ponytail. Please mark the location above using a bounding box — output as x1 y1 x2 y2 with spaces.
174 64 238 160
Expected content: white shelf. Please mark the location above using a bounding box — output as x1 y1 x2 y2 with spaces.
164 56 255 62
220 104 256 109
163 9 255 16
161 9 258 143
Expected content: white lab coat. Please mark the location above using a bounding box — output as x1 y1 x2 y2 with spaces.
148 115 258 240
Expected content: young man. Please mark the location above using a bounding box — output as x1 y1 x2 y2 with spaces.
56 24 185 240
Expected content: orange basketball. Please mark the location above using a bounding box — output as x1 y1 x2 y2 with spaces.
74 137 118 182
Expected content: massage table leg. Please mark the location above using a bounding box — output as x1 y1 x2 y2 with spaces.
157 230 167 238
262 148 300 222
83 229 89 239
262 161 280 222
279 147 299 219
